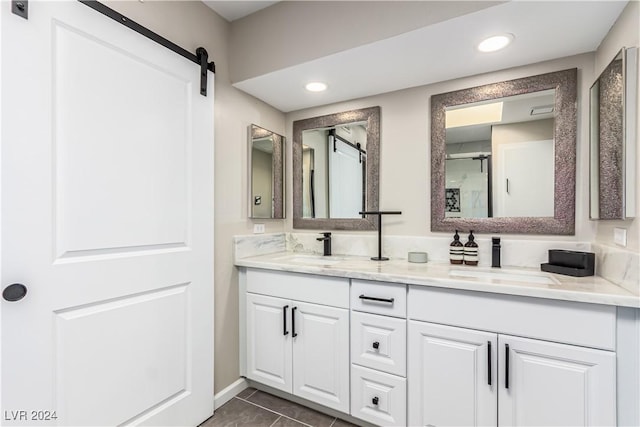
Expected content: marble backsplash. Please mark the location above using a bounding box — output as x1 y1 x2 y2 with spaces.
233 233 286 260
235 232 588 267
592 242 640 295
233 232 639 294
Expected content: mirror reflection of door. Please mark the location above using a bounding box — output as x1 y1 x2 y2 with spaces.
302 122 367 219
495 139 554 217
444 89 555 218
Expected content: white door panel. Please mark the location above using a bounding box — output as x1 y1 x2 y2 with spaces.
408 321 497 427
246 293 292 392
499 335 616 426
55 285 189 426
1 2 214 426
293 302 349 413
54 20 190 257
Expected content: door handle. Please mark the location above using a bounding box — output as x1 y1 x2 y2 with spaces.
505 343 510 389
3 283 27 302
487 341 492 386
292 306 298 337
283 305 289 336
506 178 510 194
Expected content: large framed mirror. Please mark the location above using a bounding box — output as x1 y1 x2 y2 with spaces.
249 124 285 219
590 47 638 220
293 106 380 230
431 68 577 235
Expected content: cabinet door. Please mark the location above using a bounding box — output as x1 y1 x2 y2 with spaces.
292 301 349 413
246 293 292 392
499 335 616 426
408 321 497 427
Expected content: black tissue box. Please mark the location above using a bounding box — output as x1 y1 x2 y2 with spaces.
541 249 595 277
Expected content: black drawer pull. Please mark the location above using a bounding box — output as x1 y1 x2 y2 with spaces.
359 294 394 304
372 341 380 349
372 396 379 405
283 305 289 336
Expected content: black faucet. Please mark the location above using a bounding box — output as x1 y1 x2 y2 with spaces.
317 232 332 256
492 237 501 268
359 211 402 261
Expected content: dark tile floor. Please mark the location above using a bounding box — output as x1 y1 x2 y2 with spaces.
200 388 359 427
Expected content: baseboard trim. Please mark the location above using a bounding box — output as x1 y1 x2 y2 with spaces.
214 378 248 410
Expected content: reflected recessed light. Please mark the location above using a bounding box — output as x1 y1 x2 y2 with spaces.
478 34 514 53
305 82 328 92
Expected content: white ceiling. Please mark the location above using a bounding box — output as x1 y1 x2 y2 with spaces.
229 1 627 112
203 1 279 22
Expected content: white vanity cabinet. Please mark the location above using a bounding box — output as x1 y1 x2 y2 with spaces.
243 269 350 413
238 262 638 427
408 286 618 427
350 280 407 426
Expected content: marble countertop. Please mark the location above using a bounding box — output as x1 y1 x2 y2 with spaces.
235 251 640 308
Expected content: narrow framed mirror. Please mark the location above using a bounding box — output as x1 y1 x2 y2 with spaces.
431 68 577 235
590 47 638 220
249 124 285 219
293 106 380 230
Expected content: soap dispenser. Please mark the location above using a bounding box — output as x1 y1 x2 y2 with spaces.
449 230 464 265
464 230 479 266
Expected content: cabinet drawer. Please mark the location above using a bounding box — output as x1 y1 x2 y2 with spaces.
351 280 406 318
246 268 349 308
408 286 617 351
351 364 406 426
351 311 406 376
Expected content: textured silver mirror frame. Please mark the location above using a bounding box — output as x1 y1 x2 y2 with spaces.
249 124 285 219
431 68 577 235
293 106 380 230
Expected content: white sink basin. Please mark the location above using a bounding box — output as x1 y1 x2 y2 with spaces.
274 254 344 266
449 268 559 285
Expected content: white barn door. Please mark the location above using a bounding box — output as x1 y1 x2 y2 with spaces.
1 2 214 426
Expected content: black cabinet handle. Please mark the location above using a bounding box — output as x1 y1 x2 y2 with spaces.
292 306 298 337
372 397 379 405
359 294 394 304
372 341 380 349
505 343 510 389
283 305 289 336
487 341 492 386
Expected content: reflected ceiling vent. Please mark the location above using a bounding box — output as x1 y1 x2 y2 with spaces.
530 105 554 116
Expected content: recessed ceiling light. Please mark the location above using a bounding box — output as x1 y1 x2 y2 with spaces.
477 34 514 53
305 82 328 92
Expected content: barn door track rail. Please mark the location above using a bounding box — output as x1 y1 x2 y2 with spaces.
78 1 215 96
10 0 215 95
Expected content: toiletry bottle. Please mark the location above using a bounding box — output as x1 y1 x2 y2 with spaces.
464 230 479 266
449 230 464 265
